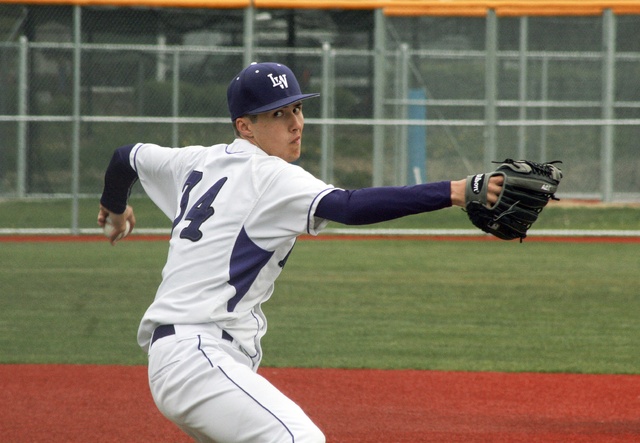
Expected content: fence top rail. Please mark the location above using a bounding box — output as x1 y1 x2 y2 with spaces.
3 40 640 62
1 0 639 16
384 1 640 17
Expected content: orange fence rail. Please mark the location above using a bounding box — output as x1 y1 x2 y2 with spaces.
1 0 639 16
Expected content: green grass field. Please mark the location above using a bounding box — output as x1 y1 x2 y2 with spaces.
1 196 640 231
1 236 638 374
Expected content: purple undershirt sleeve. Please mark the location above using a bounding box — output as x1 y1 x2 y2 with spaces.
314 181 452 225
99 144 138 214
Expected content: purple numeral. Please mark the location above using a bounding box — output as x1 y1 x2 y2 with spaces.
174 170 227 242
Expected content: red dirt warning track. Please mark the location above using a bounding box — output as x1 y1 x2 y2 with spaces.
1 365 638 442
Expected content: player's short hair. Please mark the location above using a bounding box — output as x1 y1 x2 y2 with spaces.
227 62 319 122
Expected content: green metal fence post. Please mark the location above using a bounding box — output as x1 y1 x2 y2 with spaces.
71 5 82 234
601 9 616 202
17 36 28 199
484 8 498 170
373 8 386 186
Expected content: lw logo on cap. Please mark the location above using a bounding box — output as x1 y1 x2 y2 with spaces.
268 73 288 89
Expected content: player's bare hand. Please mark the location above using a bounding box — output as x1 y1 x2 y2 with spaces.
98 204 136 245
451 174 504 208
485 175 504 207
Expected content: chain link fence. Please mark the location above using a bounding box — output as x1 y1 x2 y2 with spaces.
1 4 639 223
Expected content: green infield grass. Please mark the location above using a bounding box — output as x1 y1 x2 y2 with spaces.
1 238 638 374
1 196 640 231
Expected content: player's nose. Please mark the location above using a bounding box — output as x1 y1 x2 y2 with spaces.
290 114 303 132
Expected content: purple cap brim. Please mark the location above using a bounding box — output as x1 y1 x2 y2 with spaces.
245 93 320 116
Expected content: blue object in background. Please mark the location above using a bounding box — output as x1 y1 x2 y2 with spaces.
408 88 427 185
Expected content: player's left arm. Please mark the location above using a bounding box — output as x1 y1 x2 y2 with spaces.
315 182 450 225
450 175 503 207
315 178 503 225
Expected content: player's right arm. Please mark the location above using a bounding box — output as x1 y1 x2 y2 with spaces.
100 144 139 214
99 144 139 243
100 142 194 224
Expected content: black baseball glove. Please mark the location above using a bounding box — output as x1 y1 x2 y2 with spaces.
465 159 563 241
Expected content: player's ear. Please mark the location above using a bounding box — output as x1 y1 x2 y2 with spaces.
235 116 254 139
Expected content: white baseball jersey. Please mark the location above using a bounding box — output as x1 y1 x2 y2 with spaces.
130 139 335 366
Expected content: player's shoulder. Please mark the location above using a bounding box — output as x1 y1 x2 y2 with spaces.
203 138 322 185
135 142 226 152
134 142 228 161
224 138 288 170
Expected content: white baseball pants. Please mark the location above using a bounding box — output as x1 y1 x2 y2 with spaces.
148 323 325 443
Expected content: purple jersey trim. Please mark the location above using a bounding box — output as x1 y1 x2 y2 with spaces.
227 226 274 313
306 187 335 234
314 181 452 225
131 142 143 174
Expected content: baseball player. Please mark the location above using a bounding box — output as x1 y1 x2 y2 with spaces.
98 62 503 443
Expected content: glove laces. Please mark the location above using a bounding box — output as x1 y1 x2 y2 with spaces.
495 158 562 179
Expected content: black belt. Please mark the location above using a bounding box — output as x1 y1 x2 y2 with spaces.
151 324 233 347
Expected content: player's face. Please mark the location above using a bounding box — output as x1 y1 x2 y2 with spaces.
245 102 305 162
